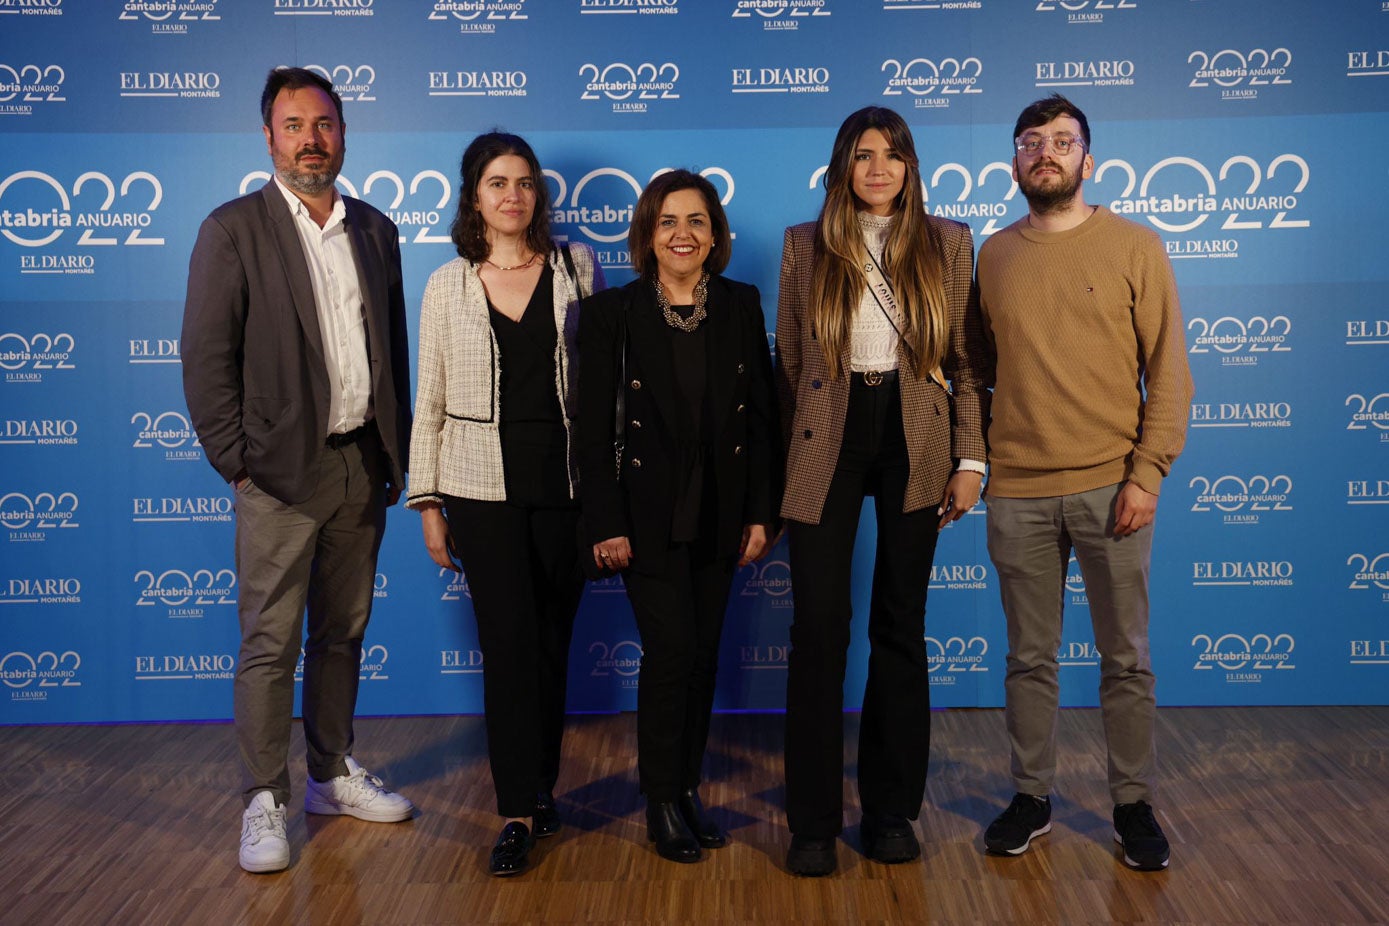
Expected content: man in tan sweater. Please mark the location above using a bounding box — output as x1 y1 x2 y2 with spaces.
976 95 1194 872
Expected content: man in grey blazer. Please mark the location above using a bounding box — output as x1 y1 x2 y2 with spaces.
182 67 414 874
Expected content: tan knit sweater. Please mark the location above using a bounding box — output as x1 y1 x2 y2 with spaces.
977 206 1194 498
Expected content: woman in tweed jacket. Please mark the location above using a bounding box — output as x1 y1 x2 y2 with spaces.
407 133 604 877
776 107 990 876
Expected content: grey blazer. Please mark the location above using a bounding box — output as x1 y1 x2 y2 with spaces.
181 181 412 506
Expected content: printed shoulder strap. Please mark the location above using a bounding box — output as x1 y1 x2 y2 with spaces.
863 251 947 390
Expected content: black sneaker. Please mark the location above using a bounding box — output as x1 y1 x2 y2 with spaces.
984 793 1052 856
861 812 920 864
786 835 837 876
1113 801 1170 870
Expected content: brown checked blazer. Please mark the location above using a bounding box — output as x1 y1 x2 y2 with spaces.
774 217 990 525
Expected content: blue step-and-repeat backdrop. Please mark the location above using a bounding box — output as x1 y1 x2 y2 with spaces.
2 0 1387 723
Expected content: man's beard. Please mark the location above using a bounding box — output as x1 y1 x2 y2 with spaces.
1018 160 1082 215
277 146 342 197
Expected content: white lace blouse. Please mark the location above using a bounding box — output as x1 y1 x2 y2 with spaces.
848 211 901 373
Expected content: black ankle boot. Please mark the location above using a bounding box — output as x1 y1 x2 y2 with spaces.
677 788 727 849
646 801 701 863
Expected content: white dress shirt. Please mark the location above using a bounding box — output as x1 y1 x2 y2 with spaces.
274 177 372 437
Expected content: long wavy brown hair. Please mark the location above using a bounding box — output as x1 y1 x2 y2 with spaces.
811 107 947 380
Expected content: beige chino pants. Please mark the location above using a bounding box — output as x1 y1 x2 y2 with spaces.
985 483 1156 805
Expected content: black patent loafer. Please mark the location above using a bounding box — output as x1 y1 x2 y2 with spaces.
533 792 560 838
489 821 534 876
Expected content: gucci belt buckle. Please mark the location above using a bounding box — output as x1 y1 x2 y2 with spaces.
864 370 883 387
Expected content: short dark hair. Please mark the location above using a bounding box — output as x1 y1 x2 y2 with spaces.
449 131 553 262
261 67 343 128
627 169 730 278
1012 93 1090 149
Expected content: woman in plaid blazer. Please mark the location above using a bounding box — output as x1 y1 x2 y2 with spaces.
776 107 990 877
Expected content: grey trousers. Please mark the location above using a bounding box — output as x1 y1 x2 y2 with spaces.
985 483 1156 805
232 434 387 806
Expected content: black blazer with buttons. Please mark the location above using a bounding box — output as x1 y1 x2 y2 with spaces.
577 274 781 572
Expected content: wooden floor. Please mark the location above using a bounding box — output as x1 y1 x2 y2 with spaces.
2 706 1387 925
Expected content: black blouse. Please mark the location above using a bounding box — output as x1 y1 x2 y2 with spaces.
664 303 713 543
488 265 572 507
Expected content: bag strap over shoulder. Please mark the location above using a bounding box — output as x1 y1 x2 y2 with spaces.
559 241 584 300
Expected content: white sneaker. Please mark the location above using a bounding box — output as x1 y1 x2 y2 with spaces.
304 756 414 822
239 791 289 873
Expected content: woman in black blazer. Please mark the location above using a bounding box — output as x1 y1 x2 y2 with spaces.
578 169 781 864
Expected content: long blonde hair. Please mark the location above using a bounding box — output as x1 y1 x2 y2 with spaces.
810 107 948 380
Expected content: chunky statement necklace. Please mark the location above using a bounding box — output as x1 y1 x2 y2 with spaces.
654 271 709 333
483 252 539 271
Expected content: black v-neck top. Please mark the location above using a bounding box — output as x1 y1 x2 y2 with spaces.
487 265 571 506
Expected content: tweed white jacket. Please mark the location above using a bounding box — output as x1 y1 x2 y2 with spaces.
406 242 603 507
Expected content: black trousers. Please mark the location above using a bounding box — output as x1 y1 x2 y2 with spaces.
623 540 737 803
783 380 940 837
445 496 583 818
